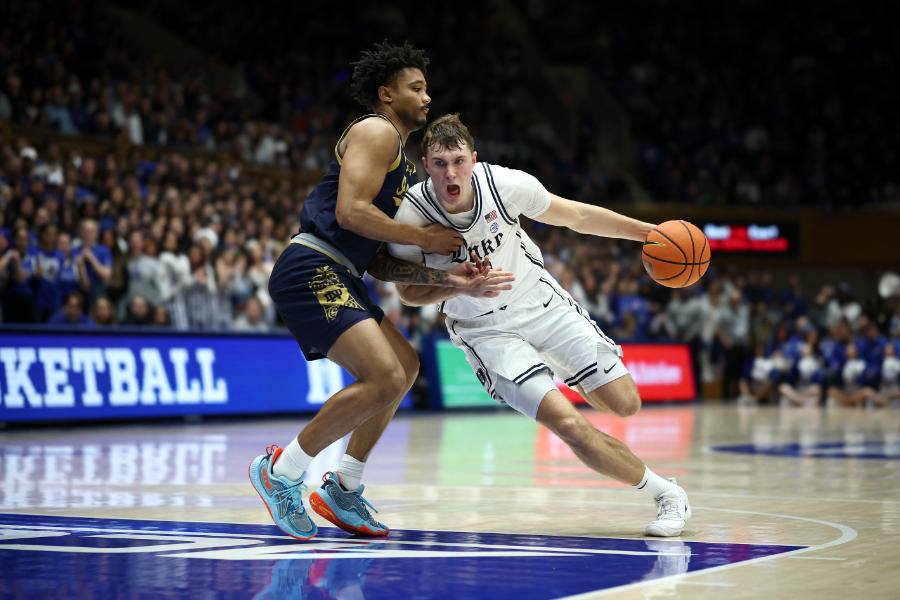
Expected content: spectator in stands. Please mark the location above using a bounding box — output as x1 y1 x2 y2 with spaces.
820 319 852 388
827 343 881 408
738 344 778 405
874 342 900 408
73 218 112 305
123 230 162 316
172 264 228 330
157 230 191 305
232 296 269 332
3 226 36 323
47 291 93 326
216 246 251 308
780 274 808 321
98 227 129 305
31 224 64 322
122 294 153 326
856 316 888 369
660 287 704 373
826 282 862 330
807 285 833 332
56 231 81 300
697 278 725 385
90 296 117 326
778 343 824 407
615 276 650 339
717 289 751 398
245 240 273 309
151 305 173 327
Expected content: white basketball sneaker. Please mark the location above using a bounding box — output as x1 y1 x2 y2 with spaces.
645 478 691 537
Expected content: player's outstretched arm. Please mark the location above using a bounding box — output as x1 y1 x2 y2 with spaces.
534 194 655 241
335 119 463 255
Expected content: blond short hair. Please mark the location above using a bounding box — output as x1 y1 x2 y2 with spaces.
421 113 475 157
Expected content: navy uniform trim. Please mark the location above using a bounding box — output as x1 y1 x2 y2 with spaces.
513 363 550 384
335 113 403 173
565 364 599 387
404 191 441 225
482 163 517 225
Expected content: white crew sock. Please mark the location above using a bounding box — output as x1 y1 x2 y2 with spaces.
272 437 313 481
635 466 676 498
337 454 366 491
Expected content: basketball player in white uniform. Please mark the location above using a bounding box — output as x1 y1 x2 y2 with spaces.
388 114 691 536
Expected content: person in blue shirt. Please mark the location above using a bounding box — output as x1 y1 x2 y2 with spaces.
72 218 112 305
778 343 824 406
47 291 94 326
31 224 65 322
856 316 887 370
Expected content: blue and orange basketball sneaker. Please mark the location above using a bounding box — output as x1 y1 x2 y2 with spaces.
248 445 317 540
308 472 389 536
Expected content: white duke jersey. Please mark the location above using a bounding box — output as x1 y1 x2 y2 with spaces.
388 162 552 320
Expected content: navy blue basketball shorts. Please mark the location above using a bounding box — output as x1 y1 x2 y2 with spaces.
268 242 384 361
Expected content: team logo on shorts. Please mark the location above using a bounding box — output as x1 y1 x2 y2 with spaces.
310 266 364 322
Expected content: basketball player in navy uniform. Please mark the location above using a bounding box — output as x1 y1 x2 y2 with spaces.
389 114 692 536
250 44 514 540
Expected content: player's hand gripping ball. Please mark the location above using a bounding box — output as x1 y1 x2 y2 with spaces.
642 220 710 288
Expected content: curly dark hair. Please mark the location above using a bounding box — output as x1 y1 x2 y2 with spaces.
350 41 429 110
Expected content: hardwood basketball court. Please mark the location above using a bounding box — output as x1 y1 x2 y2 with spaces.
1 402 897 598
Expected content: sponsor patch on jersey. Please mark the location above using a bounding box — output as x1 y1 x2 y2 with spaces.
490 222 500 234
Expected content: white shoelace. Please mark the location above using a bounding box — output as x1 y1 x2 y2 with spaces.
656 494 683 520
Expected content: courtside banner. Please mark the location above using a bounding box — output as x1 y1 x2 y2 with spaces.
559 343 696 403
0 329 411 423
425 339 696 408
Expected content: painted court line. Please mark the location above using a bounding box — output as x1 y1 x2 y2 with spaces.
386 483 900 506
558 506 858 599
0 523 689 557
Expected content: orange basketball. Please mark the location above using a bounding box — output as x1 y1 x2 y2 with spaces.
642 220 711 288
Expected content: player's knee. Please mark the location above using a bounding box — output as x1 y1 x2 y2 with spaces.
552 415 590 447
617 390 642 417
383 362 410 399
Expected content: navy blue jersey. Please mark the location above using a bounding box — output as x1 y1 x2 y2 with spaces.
299 114 418 275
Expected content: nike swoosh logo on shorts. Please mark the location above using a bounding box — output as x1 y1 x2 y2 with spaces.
603 363 617 374
542 296 553 308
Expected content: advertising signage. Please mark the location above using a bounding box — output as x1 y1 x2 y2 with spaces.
700 221 799 255
427 339 696 409
0 330 411 423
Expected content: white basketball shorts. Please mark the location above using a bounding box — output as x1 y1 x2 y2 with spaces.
445 275 629 418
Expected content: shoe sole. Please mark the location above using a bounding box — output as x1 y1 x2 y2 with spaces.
248 457 317 541
308 490 389 537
